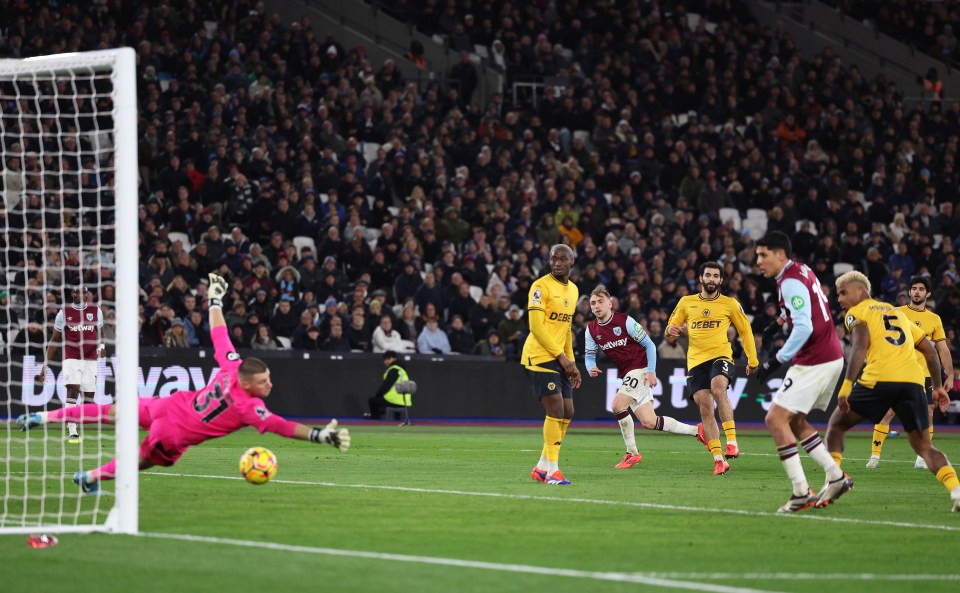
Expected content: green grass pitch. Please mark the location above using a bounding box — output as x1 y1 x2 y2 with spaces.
2 424 958 593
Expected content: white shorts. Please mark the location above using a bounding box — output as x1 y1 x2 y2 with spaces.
772 358 845 415
63 358 98 393
617 369 653 407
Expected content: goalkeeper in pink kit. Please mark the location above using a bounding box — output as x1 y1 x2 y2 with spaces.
18 274 351 495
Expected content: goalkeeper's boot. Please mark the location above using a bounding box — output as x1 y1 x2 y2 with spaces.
614 453 642 469
530 467 547 483
914 455 928 470
713 459 730 475
865 455 880 469
16 413 43 431
724 443 740 459
696 423 709 450
815 472 854 509
545 471 571 485
72 471 100 496
777 488 817 513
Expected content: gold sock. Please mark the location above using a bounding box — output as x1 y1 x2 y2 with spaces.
929 424 934 441
543 416 564 463
830 452 843 467
708 438 722 458
871 424 889 457
560 418 571 441
721 421 737 444
936 466 960 491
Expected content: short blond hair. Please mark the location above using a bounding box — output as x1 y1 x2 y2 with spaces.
835 270 871 295
590 284 612 299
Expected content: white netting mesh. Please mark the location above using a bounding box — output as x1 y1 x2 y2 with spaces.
1 55 126 531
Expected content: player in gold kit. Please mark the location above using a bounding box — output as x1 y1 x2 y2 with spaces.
667 262 758 475
821 271 959 512
523 244 581 485
866 276 954 469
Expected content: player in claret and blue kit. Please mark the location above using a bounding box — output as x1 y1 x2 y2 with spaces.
585 286 700 469
755 232 848 513
19 274 350 495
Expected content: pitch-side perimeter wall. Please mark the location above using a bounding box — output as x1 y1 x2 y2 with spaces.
4 351 827 422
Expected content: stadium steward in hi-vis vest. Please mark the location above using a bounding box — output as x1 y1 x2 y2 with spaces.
367 350 410 420
755 231 847 513
666 261 757 476
523 244 581 486
585 286 700 470
41 284 105 444
823 271 960 513
866 275 956 470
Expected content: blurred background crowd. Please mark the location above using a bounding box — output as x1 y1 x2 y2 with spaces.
0 0 958 373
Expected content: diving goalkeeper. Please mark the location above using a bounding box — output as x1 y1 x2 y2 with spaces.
18 274 351 495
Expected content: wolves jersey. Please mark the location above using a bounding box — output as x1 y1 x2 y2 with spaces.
667 294 759 370
845 299 926 388
521 273 578 370
897 305 946 379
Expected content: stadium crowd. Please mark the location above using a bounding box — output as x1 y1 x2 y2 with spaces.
0 0 959 371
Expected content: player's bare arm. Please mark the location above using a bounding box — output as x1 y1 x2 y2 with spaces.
39 330 62 384
839 323 870 414
935 340 954 393
917 337 949 412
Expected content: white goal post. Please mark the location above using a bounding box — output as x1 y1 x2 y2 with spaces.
0 48 138 535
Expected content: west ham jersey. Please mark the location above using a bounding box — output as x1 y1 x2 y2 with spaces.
585 312 649 377
54 304 103 360
775 260 843 366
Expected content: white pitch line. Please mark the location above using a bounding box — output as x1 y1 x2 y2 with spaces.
144 471 960 532
634 573 960 582
137 531 786 593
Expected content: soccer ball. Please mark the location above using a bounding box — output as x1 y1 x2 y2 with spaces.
239 447 278 485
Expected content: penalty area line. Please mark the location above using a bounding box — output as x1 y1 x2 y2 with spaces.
144 471 960 533
137 531 785 593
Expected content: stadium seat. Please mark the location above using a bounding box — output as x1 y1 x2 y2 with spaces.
469 285 483 303
718 208 741 231
168 232 191 251
833 262 854 276
746 208 768 222
293 236 316 258
933 234 943 249
276 336 292 350
474 45 489 58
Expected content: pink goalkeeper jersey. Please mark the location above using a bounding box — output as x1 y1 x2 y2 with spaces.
156 325 298 448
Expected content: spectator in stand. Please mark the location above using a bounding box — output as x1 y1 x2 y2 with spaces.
372 314 411 353
321 322 351 352
447 315 475 355
472 329 505 358
417 317 452 354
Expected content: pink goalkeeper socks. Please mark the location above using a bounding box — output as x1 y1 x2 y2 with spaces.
47 404 111 423
89 460 116 482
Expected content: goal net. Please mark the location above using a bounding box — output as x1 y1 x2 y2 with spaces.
0 49 138 535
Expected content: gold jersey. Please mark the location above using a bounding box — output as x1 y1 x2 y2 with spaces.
845 299 926 388
667 293 759 370
521 273 578 370
897 305 946 378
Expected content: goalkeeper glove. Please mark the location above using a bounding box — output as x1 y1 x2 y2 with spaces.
207 273 228 310
309 419 351 452
755 356 783 381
